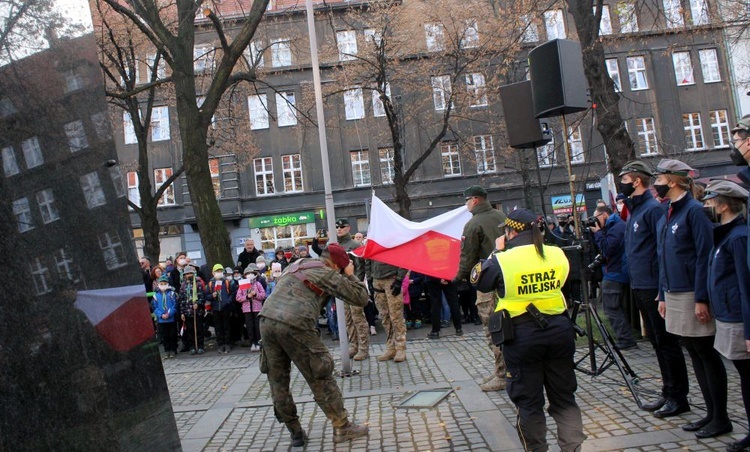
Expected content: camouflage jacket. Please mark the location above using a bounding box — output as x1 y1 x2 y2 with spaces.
259 258 368 330
455 200 506 281
337 234 366 280
178 278 206 317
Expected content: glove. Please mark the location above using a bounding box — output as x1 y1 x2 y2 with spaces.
391 279 402 296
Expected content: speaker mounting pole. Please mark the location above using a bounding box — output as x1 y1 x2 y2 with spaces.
560 114 582 239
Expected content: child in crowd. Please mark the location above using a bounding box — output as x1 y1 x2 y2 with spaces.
179 266 206 355
152 275 178 358
206 263 238 354
266 262 282 296
236 264 267 352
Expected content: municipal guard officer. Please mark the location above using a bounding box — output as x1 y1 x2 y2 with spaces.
258 244 369 447
473 209 586 452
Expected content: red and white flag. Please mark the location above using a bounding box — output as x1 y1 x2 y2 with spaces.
352 196 472 280
74 285 154 352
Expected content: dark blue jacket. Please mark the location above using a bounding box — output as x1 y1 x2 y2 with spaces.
624 190 665 289
152 289 177 323
594 213 629 284
656 191 713 302
206 278 237 312
707 215 750 339
739 167 750 270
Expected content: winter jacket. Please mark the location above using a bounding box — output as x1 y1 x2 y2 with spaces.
237 248 261 272
152 289 177 323
594 213 629 284
236 280 267 313
624 190 665 289
178 278 206 317
455 200 506 281
656 191 713 302
708 215 750 339
739 167 750 270
206 278 237 312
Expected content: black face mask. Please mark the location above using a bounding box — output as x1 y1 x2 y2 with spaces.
702 206 720 223
730 145 749 167
619 182 635 197
653 183 670 199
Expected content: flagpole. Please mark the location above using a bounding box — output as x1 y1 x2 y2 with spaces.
305 0 352 375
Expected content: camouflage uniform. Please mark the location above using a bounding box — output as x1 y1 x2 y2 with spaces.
259 258 368 430
455 198 507 385
338 234 370 358
366 260 408 360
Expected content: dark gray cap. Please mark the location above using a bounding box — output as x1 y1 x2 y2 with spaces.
732 115 750 133
618 160 653 177
653 159 694 177
464 185 488 198
703 180 749 200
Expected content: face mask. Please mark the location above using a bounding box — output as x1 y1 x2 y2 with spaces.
730 145 749 166
284 252 293 260
653 183 670 199
703 206 720 223
247 274 257 282
616 203 624 213
619 182 635 197
233 275 241 280
159 284 169 291
177 258 186 266
257 263 266 271
214 272 224 279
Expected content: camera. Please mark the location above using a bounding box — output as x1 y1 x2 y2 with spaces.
319 229 328 238
587 253 604 271
585 216 599 228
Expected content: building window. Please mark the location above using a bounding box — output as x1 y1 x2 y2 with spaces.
127 171 140 207
64 70 84 92
597 5 613 35
209 158 221 198
0 97 16 117
626 56 648 90
64 119 89 152
154 168 176 206
194 44 214 73
13 197 34 232
379 148 394 184
617 2 639 33
344 87 365 120
569 127 585 164
248 94 269 130
2 146 19 177
99 231 128 270
80 171 106 209
432 75 452 111
282 154 303 192
441 142 461 177
474 135 496 174
151 106 170 141
350 150 371 186
372 83 391 117
636 117 659 155
147 53 167 79
461 19 479 49
55 248 79 282
245 41 265 68
22 136 44 169
466 73 487 107
254 157 275 196
30 257 52 295
36 188 60 224
276 92 297 127
520 15 539 43
699 48 721 83
544 10 566 40
364 28 383 47
123 111 137 144
683 112 704 150
270 38 292 67
690 0 709 25
537 135 556 167
710 109 730 148
91 111 111 140
663 0 684 28
605 58 621 92
109 166 126 198
337 30 358 61
672 51 695 85
425 23 445 52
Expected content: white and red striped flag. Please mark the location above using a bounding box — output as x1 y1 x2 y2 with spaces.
352 196 472 280
74 285 155 352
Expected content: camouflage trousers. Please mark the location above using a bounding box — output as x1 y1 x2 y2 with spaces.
373 275 407 351
345 303 370 354
477 290 506 379
259 317 349 428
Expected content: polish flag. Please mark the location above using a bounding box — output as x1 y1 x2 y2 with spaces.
74 285 155 352
352 196 472 280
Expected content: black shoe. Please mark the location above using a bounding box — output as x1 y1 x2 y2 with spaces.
695 421 733 439
653 399 690 418
682 417 710 432
642 396 667 412
728 439 750 452
456 329 463 336
291 429 306 447
474 318 482 326
617 342 638 350
427 332 440 340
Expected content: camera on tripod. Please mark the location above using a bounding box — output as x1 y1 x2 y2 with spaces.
587 253 604 271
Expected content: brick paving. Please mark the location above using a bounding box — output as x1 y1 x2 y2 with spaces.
165 322 749 451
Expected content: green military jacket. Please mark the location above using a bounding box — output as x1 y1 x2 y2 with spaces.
259 258 368 330
337 233 366 280
455 200 506 281
364 259 407 280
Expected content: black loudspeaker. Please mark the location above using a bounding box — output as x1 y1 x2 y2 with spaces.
500 81 552 149
528 39 589 118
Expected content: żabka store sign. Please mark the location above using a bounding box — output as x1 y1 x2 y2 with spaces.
248 211 315 228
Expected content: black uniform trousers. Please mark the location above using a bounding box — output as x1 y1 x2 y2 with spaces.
426 279 462 333
503 314 585 452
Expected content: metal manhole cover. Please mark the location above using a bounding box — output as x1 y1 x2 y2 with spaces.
394 389 453 409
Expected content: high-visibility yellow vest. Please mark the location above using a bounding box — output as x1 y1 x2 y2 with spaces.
493 244 570 317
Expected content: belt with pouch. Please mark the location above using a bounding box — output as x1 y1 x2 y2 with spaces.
511 311 565 327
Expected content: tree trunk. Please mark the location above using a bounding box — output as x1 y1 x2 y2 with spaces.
139 200 161 262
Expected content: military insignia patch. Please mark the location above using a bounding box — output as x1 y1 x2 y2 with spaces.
469 262 482 285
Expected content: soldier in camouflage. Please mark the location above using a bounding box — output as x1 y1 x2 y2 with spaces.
334 218 370 360
366 259 408 362
259 244 369 446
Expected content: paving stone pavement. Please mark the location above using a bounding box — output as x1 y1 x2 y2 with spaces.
164 323 749 451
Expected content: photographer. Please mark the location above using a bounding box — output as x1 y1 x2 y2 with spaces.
590 206 637 350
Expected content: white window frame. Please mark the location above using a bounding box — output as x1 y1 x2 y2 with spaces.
154 167 176 207
710 109 730 148
80 171 107 209
699 48 721 83
461 19 479 49
55 248 79 282
537 135 556 167
109 166 126 198
636 117 659 155
194 44 214 73
22 136 44 169
2 146 19 177
336 30 358 61
617 2 639 33
521 15 539 43
379 148 395 184
474 135 496 174
440 142 461 177
99 231 128 270
30 257 52 295
663 0 684 28
248 94 269 130
123 111 137 145
254 157 275 196
344 87 365 120
569 127 585 164
64 119 89 152
627 56 648 90
363 28 383 47
597 5 613 35
0 97 16 117
245 41 265 68
270 38 292 67
282 154 303 193
425 23 445 52
605 58 622 92
36 188 60 224
13 197 34 233
683 112 705 151
372 83 391 118
690 0 709 25
146 53 167 80
350 150 371 187
91 111 111 140
672 51 695 86
150 106 170 141
466 73 488 107
127 171 140 208
64 70 83 92
544 10 566 40
432 75 452 111
276 92 297 127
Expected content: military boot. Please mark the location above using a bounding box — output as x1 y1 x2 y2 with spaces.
353 350 369 361
332 421 369 443
394 349 406 363
286 420 306 447
348 346 358 359
480 375 506 392
377 349 396 361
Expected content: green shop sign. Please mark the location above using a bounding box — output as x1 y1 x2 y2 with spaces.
249 211 316 229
